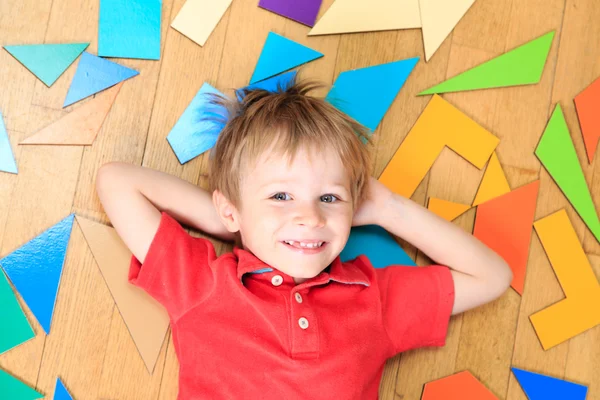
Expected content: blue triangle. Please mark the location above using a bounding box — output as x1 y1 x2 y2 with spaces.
237 70 298 101
340 225 416 268
0 214 75 334
250 32 323 84
53 378 73 400
325 57 419 132
0 112 18 174
63 52 139 107
512 368 588 400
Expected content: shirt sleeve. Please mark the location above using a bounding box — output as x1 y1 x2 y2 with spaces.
376 265 455 354
128 211 218 321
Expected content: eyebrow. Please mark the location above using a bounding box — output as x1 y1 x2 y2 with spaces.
259 180 349 191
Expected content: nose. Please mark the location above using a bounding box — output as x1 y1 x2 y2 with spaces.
293 203 326 228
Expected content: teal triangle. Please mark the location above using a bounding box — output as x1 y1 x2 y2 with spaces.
0 369 43 399
341 225 416 268
326 57 419 131
0 112 18 174
0 214 75 334
250 32 323 84
512 368 588 400
3 43 89 87
53 378 73 400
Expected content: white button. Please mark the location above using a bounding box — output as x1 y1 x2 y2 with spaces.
294 293 303 303
271 275 283 286
298 317 309 329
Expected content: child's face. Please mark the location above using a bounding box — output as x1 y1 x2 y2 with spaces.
236 145 354 283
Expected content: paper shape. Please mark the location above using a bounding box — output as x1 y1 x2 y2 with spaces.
98 0 161 60
238 70 298 101
340 225 416 268
428 198 471 221
574 76 600 163
64 52 138 108
473 181 539 295
512 367 588 400
21 82 122 146
0 269 35 355
530 209 600 350
472 152 510 206
420 31 555 95
250 32 323 84
379 95 499 199
171 0 232 47
3 43 89 87
77 216 169 373
419 0 475 61
422 370 498 400
536 104 600 243
326 58 419 132
167 83 227 164
53 378 72 400
309 0 421 36
0 112 18 174
0 214 75 335
0 369 43 399
259 0 322 27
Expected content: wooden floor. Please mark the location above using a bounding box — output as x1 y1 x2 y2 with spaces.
1 0 599 398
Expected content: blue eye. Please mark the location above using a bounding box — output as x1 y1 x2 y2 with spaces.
272 193 290 201
321 194 338 203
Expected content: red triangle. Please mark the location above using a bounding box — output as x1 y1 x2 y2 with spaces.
473 180 540 295
422 371 498 400
575 77 600 163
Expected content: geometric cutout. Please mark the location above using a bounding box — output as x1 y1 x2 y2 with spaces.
340 225 416 268
238 70 298 100
473 180 539 296
171 0 232 47
53 378 73 400
259 0 323 27
379 95 499 199
76 216 169 373
0 214 75 335
511 367 588 400
419 0 475 62
63 52 139 108
0 369 44 399
20 82 123 146
531 209 600 350
250 32 323 84
167 82 228 165
0 269 35 355
98 0 161 60
325 58 419 132
472 152 510 206
428 198 471 221
0 111 18 174
574 76 600 163
309 0 422 36
422 370 498 400
420 31 555 95
535 104 600 244
3 43 89 87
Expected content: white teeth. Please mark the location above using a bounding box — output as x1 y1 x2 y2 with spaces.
284 240 324 248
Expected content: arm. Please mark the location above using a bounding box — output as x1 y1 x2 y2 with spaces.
353 177 513 316
96 162 235 263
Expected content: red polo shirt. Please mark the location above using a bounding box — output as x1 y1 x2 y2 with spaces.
129 212 455 399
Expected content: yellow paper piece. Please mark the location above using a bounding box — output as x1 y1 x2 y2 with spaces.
308 0 421 36
428 198 471 221
171 0 232 47
378 94 499 199
472 152 510 206
420 0 475 61
530 209 600 350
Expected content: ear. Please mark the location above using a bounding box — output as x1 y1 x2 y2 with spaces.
212 189 241 233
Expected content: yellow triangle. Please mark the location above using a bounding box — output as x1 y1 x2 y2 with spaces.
472 152 510 206
428 198 471 221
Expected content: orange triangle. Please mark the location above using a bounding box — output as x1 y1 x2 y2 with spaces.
574 76 600 163
473 180 540 295
422 370 498 400
20 82 122 145
472 152 510 206
428 198 471 221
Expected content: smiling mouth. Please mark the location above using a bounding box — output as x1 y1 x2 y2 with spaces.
281 240 328 253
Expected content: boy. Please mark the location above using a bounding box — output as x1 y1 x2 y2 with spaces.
96 79 512 399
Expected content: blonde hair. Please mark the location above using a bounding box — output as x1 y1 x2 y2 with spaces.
208 75 373 213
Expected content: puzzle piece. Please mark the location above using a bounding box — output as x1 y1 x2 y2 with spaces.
574 76 600 163
0 214 75 334
259 0 323 27
340 225 416 268
3 43 88 87
171 0 232 47
512 367 588 400
472 152 510 206
0 369 43 399
238 70 298 100
531 209 600 350
325 58 418 132
0 269 35 355
53 378 73 400
379 95 499 199
428 198 471 221
0 112 18 174
422 370 498 399
420 31 555 95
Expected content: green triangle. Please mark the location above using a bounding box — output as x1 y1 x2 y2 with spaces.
0 369 43 399
419 31 554 95
3 43 89 87
535 104 600 242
